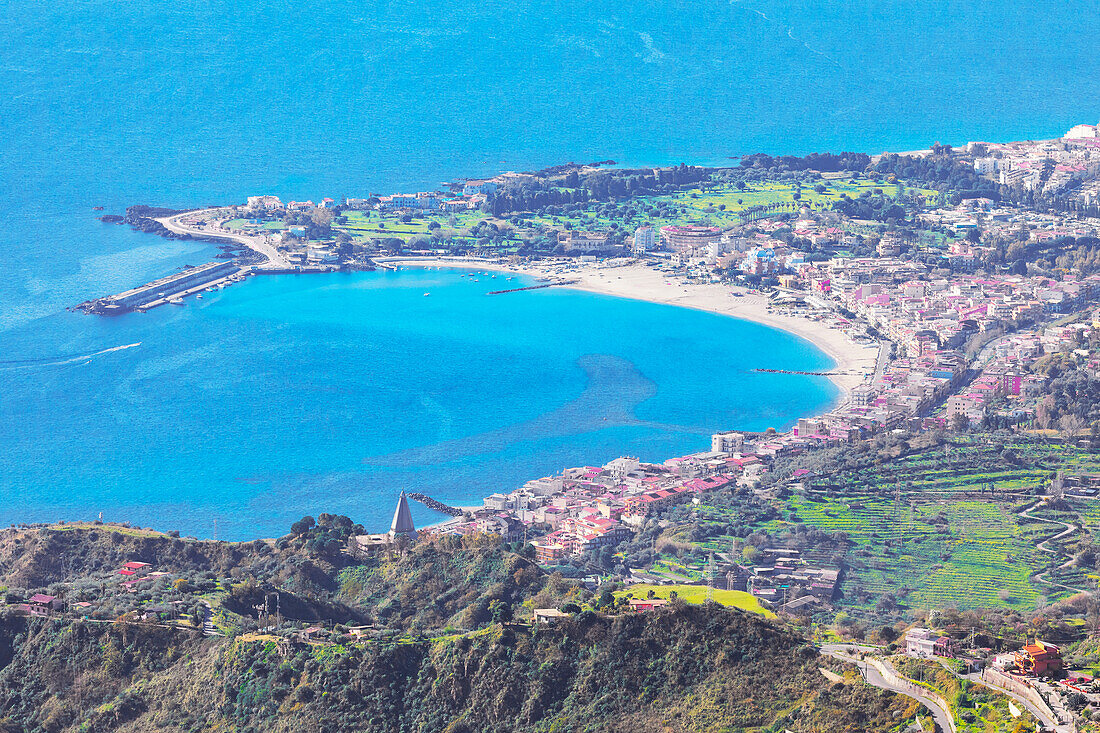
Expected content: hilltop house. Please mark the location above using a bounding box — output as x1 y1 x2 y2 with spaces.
23 594 63 617
1014 641 1063 676
905 628 937 657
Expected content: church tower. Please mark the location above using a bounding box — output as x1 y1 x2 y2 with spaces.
389 491 417 540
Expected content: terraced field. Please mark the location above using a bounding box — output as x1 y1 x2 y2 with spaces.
762 496 1047 610
680 439 1100 613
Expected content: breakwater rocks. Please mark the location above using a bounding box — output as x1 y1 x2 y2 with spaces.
125 205 191 239
406 492 464 517
487 279 578 295
753 368 836 376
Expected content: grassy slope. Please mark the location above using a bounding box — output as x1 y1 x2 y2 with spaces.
615 583 776 618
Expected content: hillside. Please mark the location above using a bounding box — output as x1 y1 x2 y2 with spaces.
0 521 558 633
0 523 921 732
0 605 915 733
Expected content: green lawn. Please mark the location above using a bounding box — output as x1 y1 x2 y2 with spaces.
328 175 938 246
615 584 775 618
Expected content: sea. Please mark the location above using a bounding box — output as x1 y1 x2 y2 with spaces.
1 0 1097 539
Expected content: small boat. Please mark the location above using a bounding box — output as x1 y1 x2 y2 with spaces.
169 298 185 305
423 292 431 297
92 206 104 211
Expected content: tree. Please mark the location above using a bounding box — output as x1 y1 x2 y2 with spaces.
1059 414 1085 439
488 599 513 623
291 516 315 536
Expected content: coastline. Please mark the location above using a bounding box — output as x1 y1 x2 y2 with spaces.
382 257 877 405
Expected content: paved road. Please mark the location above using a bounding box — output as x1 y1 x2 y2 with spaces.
961 671 1068 732
157 209 290 268
821 645 955 733
874 340 891 380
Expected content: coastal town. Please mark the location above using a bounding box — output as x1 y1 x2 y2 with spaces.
12 0 1100 726
53 122 1100 730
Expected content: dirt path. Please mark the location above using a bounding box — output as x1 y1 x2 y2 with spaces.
1017 499 1087 595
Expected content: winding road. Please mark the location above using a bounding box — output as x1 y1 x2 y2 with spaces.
821 645 956 733
1017 498 1087 595
157 208 290 268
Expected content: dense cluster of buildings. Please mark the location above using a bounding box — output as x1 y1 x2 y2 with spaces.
422 448 773 562
245 178 502 219
722 547 840 613
970 126 1100 197
918 199 1098 250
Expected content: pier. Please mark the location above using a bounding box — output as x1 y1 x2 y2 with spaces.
486 280 577 295
73 261 246 315
752 368 839 376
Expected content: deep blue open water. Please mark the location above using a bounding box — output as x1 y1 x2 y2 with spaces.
1 0 1096 537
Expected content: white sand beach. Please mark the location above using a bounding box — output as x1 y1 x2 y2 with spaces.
383 257 879 401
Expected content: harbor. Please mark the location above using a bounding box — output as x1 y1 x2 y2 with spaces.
72 262 246 315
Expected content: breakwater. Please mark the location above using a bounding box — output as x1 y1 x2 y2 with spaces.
406 492 465 517
486 280 577 295
753 368 836 376
73 262 246 315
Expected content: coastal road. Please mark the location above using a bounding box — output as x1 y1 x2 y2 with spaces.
157 208 290 269
821 645 956 733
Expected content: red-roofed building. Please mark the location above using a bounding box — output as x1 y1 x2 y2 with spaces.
1014 641 1063 676
628 598 668 612
24 593 62 617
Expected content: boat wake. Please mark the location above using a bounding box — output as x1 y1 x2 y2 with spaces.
0 342 141 369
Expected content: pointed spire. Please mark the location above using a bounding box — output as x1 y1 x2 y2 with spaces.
390 491 417 540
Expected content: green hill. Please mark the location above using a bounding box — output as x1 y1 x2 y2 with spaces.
0 605 914 733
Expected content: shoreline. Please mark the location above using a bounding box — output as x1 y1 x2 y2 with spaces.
382 257 877 405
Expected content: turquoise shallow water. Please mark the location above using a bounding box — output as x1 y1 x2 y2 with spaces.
0 268 835 538
1 0 1096 537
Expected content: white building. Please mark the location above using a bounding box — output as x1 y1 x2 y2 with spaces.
633 226 655 254
605 456 640 478
246 195 282 211
905 628 936 657
1064 124 1098 140
973 158 999 175
711 431 745 453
